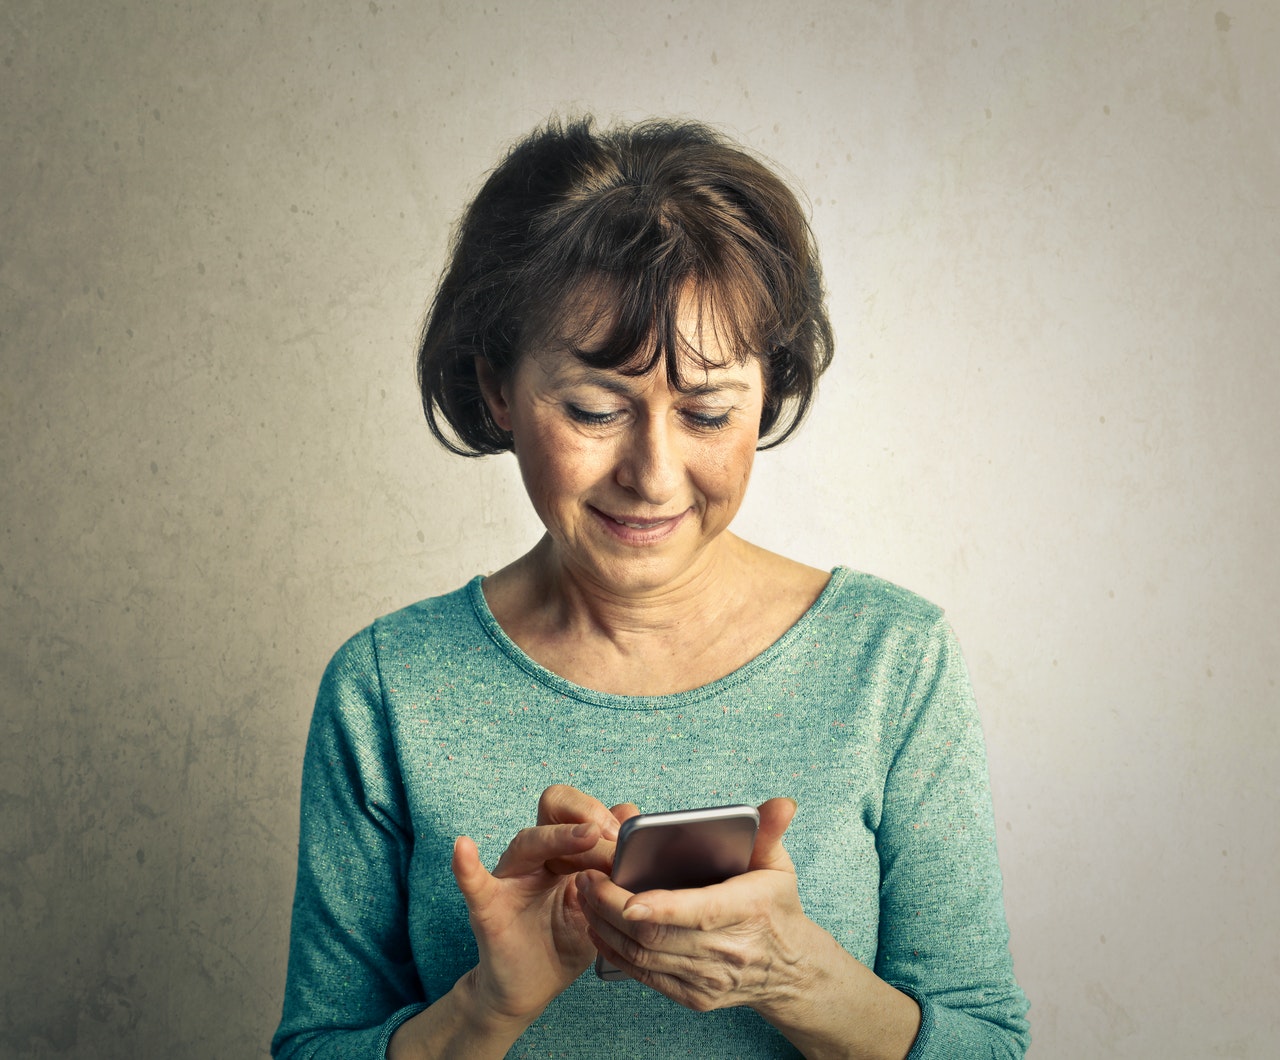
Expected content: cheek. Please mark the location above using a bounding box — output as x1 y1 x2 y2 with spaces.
697 434 758 504
515 422 607 505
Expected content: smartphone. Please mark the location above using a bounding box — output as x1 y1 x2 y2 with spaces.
594 804 760 980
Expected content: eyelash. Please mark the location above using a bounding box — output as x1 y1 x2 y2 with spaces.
565 406 732 431
566 406 621 427
686 410 732 431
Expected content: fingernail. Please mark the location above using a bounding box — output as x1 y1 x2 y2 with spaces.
572 822 593 838
622 903 651 921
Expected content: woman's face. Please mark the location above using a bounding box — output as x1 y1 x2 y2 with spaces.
480 303 765 596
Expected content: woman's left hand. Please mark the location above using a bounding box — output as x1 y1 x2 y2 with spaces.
576 796 820 1014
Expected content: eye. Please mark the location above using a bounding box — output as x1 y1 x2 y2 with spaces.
683 408 733 431
566 404 622 427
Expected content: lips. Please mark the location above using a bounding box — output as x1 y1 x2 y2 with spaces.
590 506 688 540
609 515 675 529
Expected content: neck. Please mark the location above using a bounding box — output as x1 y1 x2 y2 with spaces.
480 533 830 697
521 532 750 643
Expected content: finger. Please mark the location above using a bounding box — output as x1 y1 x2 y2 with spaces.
584 912 697 982
609 802 641 824
569 803 638 876
749 797 798 872
536 784 621 840
451 835 500 909
580 889 708 990
578 871 672 959
494 821 604 878
622 884 731 933
545 834 618 877
584 919 635 978
578 870 696 954
577 868 632 920
610 869 786 935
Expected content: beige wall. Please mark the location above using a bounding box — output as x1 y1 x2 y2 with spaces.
3 2 1277 1056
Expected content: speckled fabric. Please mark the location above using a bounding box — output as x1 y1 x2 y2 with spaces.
272 567 1029 1058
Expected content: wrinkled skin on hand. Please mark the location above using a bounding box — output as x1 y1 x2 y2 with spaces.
576 797 811 1014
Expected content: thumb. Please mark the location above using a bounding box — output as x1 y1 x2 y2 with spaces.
452 835 500 911
750 797 798 872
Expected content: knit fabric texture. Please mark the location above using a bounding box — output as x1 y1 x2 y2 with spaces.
272 567 1030 1058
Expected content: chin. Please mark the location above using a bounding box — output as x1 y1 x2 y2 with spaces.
583 545 714 597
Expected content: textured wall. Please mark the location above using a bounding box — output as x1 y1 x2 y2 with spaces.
3 1 1277 1056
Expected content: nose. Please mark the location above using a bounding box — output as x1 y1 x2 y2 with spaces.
615 414 682 504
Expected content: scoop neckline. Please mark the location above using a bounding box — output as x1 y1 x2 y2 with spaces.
466 565 848 711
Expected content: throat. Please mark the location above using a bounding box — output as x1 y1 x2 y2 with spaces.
527 623 754 696
480 536 830 697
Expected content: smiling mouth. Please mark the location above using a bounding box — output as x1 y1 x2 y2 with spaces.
592 507 686 532
610 515 673 529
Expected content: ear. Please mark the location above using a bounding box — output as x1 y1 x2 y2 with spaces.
474 357 513 432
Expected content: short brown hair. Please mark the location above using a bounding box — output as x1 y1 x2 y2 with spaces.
417 117 833 455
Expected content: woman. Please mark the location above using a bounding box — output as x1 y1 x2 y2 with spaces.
272 118 1029 1059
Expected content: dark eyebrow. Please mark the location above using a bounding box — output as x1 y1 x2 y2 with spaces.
565 370 753 398
567 373 635 396
678 379 753 396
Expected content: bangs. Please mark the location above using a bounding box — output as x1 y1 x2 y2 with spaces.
533 276 773 389
520 183 782 390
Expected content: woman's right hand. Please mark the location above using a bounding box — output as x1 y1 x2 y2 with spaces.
388 785 638 1059
450 784 636 1026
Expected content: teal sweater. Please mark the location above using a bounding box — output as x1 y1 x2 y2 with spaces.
272 568 1029 1058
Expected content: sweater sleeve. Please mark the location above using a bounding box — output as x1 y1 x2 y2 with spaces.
874 617 1030 1059
271 628 430 1059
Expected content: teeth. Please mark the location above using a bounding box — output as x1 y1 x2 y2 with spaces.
614 517 662 529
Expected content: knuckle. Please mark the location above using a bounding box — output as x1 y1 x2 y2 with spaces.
685 990 717 1013
695 906 720 933
721 946 752 978
537 785 562 816
616 934 648 969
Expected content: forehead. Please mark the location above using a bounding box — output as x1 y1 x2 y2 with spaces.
532 349 762 395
